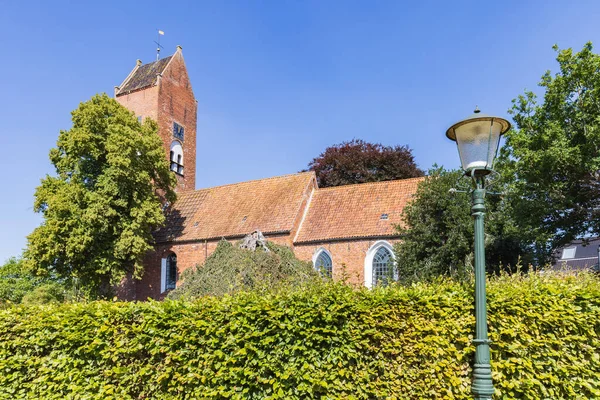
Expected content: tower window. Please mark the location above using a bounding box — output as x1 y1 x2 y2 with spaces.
173 122 185 141
170 141 184 176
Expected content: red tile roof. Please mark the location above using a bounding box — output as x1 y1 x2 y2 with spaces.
293 177 424 243
155 172 315 243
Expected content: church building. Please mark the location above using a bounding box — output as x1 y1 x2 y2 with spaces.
114 47 423 300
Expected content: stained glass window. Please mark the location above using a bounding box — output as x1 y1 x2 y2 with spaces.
372 246 394 286
314 251 332 278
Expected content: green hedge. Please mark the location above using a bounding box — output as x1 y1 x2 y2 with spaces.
0 273 598 399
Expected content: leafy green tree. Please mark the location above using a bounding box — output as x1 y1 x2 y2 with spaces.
305 139 424 188
168 239 318 299
394 167 528 282
0 257 40 304
0 257 69 305
498 43 600 263
24 94 176 298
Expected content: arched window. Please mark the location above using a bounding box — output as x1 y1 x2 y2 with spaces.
170 141 184 175
313 248 333 278
364 241 396 288
161 253 178 293
372 247 394 286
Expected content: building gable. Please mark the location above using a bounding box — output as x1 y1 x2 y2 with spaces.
116 56 173 96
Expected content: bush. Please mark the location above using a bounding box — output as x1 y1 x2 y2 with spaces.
21 282 66 305
0 272 598 399
168 239 318 299
0 257 39 305
0 257 70 306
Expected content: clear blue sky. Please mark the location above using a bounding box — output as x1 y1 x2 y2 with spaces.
1 0 600 262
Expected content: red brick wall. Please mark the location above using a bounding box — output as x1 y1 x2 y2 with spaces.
116 86 159 123
119 235 400 300
157 50 197 192
294 238 401 286
120 234 292 300
116 49 197 193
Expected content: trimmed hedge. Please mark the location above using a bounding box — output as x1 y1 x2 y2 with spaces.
0 273 598 399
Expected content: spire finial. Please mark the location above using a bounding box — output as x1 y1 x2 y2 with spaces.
474 106 480 114
155 30 165 61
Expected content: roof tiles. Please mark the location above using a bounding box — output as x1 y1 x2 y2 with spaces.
294 177 424 243
155 172 315 243
117 56 172 95
155 172 423 244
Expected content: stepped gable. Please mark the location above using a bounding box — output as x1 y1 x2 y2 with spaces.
116 56 173 95
155 172 316 243
294 177 424 243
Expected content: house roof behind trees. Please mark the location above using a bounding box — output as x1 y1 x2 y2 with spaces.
553 237 600 270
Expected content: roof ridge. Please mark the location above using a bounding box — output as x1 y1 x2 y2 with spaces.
189 171 316 193
315 176 425 192
116 55 174 96
139 54 173 68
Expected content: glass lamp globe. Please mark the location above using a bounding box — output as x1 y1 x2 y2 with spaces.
446 108 511 175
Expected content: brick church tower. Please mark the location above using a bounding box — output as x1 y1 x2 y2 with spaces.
115 46 197 192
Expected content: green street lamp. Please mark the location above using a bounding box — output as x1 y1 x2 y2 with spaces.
446 108 511 400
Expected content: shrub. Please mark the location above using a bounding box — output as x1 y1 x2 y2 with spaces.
0 257 70 306
21 282 66 305
168 239 318 299
0 272 598 399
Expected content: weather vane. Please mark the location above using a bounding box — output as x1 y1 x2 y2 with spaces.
155 30 164 61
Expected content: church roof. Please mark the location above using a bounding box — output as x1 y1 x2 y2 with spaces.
294 177 424 243
116 56 173 95
155 172 316 243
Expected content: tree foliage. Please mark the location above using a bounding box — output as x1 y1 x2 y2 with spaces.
24 94 176 298
394 167 528 281
0 257 68 306
0 257 43 305
498 43 600 262
167 239 318 300
305 139 424 188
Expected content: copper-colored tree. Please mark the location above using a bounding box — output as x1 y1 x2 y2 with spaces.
305 139 424 188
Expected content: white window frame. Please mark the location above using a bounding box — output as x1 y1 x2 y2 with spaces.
160 257 167 293
170 141 184 175
160 254 177 293
312 247 333 277
364 240 396 288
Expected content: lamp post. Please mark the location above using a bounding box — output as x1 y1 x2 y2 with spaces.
446 108 511 400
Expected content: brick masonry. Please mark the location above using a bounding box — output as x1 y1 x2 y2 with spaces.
119 234 292 300
116 48 197 193
114 48 411 301
294 238 401 286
